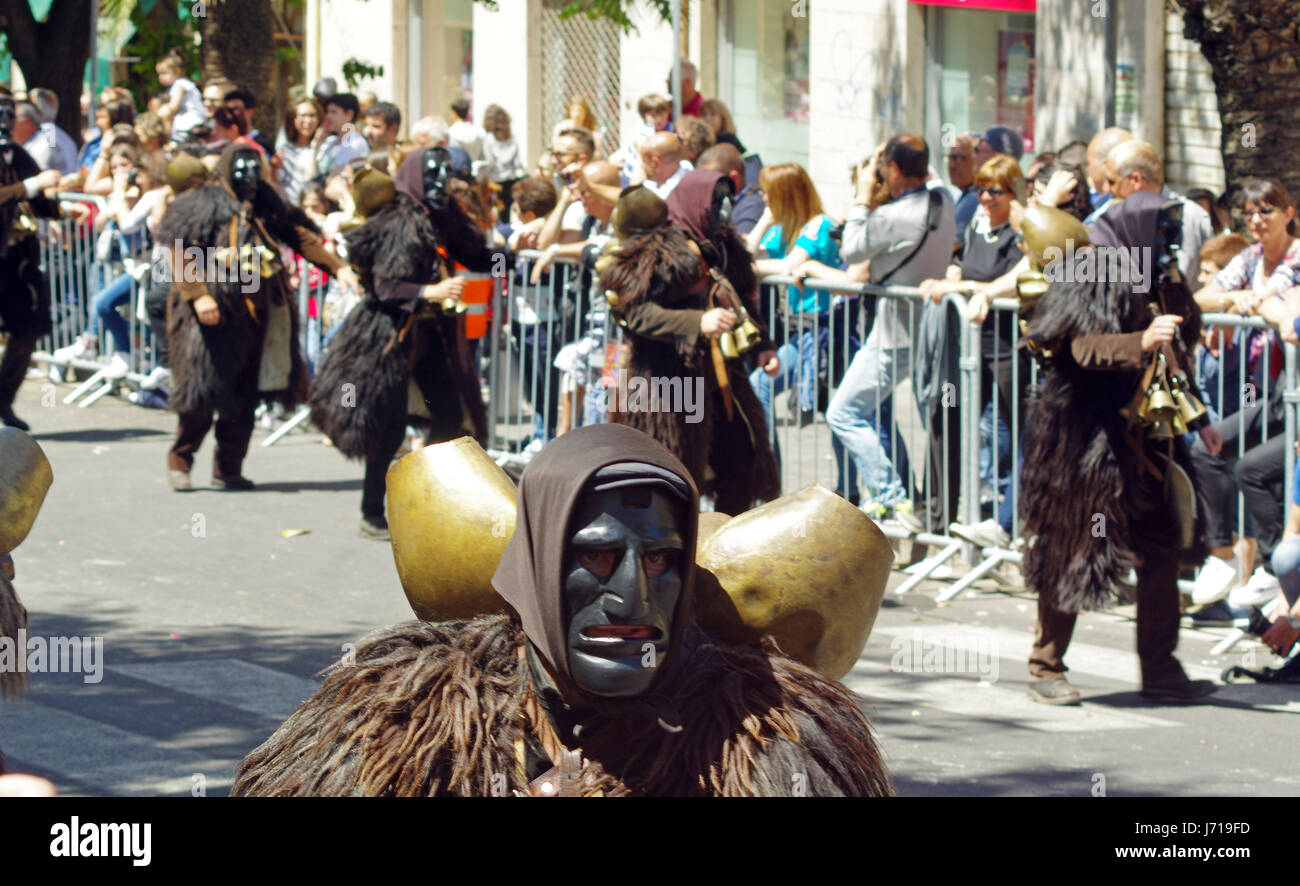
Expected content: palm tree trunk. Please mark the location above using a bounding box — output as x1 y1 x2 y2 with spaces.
198 0 277 139
1172 0 1300 212
0 0 92 144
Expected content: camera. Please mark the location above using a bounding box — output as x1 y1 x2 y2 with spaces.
127 169 139 188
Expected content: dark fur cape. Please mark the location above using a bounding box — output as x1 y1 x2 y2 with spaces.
1020 273 1209 612
231 615 892 797
308 194 488 459
0 572 27 773
159 178 313 415
599 226 779 512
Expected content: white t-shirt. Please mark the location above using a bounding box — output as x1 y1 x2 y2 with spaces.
169 78 207 140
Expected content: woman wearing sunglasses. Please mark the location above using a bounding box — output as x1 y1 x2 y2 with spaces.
917 155 1026 546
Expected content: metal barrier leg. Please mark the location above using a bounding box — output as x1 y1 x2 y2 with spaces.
262 405 312 447
892 539 963 596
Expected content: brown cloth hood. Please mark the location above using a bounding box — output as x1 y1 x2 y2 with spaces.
490 424 700 691
393 145 431 204
666 166 727 244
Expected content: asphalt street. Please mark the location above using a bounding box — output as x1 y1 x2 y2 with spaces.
3 379 1298 797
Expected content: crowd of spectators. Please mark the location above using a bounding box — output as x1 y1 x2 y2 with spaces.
8 57 1300 657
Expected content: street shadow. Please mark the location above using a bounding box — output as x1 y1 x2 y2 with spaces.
231 478 364 494
32 427 171 443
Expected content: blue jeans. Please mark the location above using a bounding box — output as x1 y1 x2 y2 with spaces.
748 333 859 499
827 336 912 507
1271 537 1300 608
86 272 132 354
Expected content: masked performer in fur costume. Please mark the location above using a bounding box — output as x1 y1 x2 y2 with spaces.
308 148 505 539
600 182 779 515
1020 190 1219 705
160 143 358 491
233 424 892 796
0 95 62 431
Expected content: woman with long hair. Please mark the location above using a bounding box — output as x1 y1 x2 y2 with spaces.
745 162 862 503
275 98 323 205
701 98 744 153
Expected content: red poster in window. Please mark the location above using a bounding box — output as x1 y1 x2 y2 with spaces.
997 30 1034 154
910 0 1036 10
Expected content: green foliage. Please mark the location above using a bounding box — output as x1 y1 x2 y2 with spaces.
341 57 385 91
555 0 670 33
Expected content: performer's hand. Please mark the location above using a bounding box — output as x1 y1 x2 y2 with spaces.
423 276 466 303
701 308 738 337
336 266 361 295
758 349 780 377
194 294 220 326
1261 615 1300 656
1141 314 1183 352
33 169 61 192
1198 424 1223 457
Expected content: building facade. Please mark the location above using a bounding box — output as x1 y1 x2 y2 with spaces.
306 0 1225 216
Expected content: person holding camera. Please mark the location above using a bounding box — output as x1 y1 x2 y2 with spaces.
51 148 170 380
827 135 955 528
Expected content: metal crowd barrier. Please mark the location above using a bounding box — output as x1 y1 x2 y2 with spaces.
952 301 1299 621
23 193 325 429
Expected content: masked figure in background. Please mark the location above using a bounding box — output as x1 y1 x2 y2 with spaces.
0 95 62 431
1020 190 1219 705
160 143 357 490
600 182 779 515
309 148 506 539
233 424 890 796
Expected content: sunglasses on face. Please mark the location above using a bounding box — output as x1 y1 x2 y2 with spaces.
948 153 970 161
1245 206 1277 219
976 186 1007 197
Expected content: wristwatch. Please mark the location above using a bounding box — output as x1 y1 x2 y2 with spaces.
1287 614 1300 630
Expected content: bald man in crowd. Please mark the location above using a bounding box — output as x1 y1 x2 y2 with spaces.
640 132 691 199
1084 127 1133 216
1103 138 1213 282
530 160 622 284
698 142 764 235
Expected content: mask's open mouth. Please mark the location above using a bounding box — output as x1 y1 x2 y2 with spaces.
580 625 662 642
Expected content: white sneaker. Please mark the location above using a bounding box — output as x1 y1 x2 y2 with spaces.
102 352 131 380
948 518 1010 549
1191 555 1239 605
139 365 171 390
53 337 94 363
1228 567 1280 608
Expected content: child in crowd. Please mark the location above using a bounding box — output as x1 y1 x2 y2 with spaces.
154 51 207 143
614 94 673 187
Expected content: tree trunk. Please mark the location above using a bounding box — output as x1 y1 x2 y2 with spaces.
198 0 278 140
0 0 92 145
1172 0 1300 215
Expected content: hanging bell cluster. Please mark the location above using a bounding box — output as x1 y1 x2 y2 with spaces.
1129 351 1206 440
719 316 763 359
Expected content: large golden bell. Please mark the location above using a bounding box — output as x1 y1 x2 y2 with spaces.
1020 205 1090 272
386 437 514 621
0 428 53 557
387 441 893 679
694 485 894 679
1171 377 1207 426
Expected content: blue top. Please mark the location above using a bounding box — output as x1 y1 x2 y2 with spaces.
1293 458 1300 507
761 214 842 313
